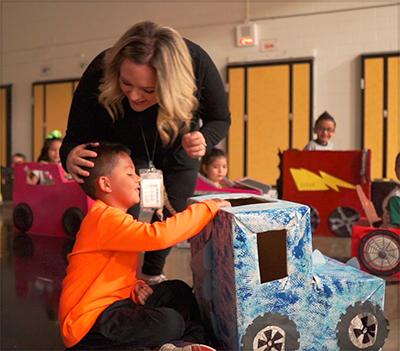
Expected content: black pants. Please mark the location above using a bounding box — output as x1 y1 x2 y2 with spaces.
67 280 207 350
129 168 198 276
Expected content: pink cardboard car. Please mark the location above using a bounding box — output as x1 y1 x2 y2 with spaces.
13 163 94 237
195 173 271 196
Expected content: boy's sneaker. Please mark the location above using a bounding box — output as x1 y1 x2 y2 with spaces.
137 272 167 285
159 344 216 351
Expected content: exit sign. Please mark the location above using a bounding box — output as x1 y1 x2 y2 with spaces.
239 37 255 46
236 23 257 47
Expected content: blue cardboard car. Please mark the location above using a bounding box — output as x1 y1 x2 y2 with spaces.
189 193 389 351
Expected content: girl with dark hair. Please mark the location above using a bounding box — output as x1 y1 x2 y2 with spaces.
199 148 229 189
28 130 70 184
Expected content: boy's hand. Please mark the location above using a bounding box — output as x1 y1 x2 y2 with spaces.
213 199 231 208
134 281 153 305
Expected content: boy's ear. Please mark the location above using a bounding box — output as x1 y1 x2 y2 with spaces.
97 176 112 193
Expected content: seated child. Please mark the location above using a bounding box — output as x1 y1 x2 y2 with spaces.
303 111 336 150
27 130 70 184
199 148 229 189
1 152 26 185
381 152 400 229
58 142 231 351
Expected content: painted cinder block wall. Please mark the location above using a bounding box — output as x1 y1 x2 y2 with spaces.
1 2 398 158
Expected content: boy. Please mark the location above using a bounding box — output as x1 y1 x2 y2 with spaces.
1 152 26 184
303 111 336 150
58 142 230 351
381 152 400 228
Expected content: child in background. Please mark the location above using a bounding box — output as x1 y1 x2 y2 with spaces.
381 152 400 229
12 153 26 166
199 148 229 189
27 130 69 184
176 148 228 250
303 111 336 150
58 142 230 351
1 153 26 185
175 149 227 250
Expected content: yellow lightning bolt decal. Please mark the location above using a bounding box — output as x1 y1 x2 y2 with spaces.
289 168 356 192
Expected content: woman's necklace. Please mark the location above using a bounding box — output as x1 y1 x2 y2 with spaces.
138 120 157 169
137 120 176 219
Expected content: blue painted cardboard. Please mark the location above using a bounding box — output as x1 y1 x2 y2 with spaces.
189 193 388 351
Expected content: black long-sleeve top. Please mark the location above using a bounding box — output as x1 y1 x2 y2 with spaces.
60 39 231 173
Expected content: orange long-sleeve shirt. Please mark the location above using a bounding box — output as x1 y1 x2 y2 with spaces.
58 199 220 347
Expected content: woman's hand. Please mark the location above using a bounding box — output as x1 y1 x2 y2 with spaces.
66 143 99 183
134 281 153 305
182 132 207 158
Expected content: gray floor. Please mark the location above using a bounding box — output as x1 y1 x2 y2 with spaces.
1 201 398 350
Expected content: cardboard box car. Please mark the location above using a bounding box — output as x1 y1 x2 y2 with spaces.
13 163 93 237
189 193 389 351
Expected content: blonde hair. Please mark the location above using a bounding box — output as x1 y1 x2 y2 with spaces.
98 21 198 146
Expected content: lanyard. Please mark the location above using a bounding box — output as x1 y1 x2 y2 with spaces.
138 120 157 170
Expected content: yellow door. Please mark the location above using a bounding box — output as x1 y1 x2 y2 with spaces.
227 67 246 181
363 53 399 179
364 57 385 179
227 60 312 186
33 84 45 161
387 56 399 179
247 65 290 184
292 63 311 150
33 80 79 161
0 86 11 167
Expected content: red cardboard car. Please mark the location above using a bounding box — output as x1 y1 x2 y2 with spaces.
282 150 371 236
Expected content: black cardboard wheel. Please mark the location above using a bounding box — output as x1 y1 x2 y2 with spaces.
62 207 85 237
13 203 33 233
336 300 389 350
309 206 320 232
241 312 300 351
329 206 360 237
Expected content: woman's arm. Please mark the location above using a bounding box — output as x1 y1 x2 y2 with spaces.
60 51 113 181
60 51 111 167
187 40 231 151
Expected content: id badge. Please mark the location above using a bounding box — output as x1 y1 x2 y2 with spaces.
140 168 164 209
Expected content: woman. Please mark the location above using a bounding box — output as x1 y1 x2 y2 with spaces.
60 21 231 284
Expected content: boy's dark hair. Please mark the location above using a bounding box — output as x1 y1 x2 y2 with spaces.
315 111 336 128
395 152 400 167
13 153 26 160
79 142 131 200
199 148 227 176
